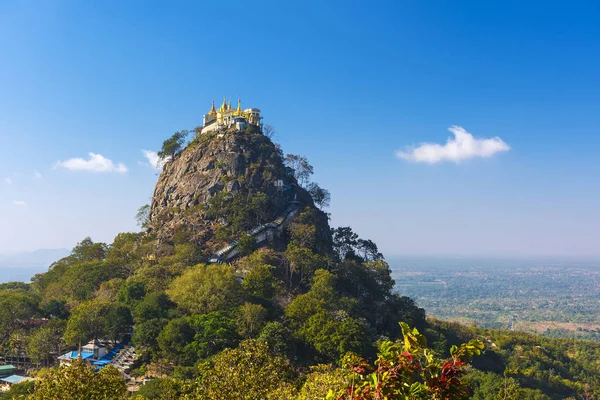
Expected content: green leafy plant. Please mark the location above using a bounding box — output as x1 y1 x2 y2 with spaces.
331 322 484 400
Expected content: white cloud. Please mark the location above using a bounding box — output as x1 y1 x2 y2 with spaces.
396 126 510 164
55 153 128 173
33 170 42 179
141 150 168 170
5 178 11 185
12 200 26 206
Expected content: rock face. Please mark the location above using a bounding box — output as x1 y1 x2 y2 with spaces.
149 126 326 256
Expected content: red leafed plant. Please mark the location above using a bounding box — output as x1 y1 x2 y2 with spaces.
329 322 484 400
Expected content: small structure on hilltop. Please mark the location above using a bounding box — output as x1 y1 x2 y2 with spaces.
201 97 262 134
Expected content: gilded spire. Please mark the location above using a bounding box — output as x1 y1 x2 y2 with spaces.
236 98 242 114
209 100 216 115
228 100 232 110
219 96 227 112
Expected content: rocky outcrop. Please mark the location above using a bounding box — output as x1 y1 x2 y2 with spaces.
148 126 324 256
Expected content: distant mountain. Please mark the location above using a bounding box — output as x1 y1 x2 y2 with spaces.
0 248 70 283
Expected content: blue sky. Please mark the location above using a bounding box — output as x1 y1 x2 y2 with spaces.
1 0 600 257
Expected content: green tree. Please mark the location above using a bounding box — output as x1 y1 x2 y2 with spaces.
135 378 185 400
157 317 195 365
306 182 331 209
237 233 257 257
158 130 188 161
297 364 347 400
237 302 268 338
187 311 238 360
288 222 317 249
166 264 243 315
0 290 39 351
284 154 313 187
63 300 109 346
285 270 368 361
331 226 359 261
117 281 146 305
136 204 151 229
27 320 66 364
242 264 277 301
257 321 294 357
193 340 295 400
69 237 107 262
0 380 34 399
299 311 367 360
43 299 69 319
105 303 133 342
28 360 126 400
132 318 168 354
134 293 174 322
284 244 325 287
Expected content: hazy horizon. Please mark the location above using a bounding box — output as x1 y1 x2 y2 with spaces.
1 249 598 285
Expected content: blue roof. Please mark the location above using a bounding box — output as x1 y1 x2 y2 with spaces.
91 359 112 365
73 351 94 360
59 351 94 360
1 375 26 384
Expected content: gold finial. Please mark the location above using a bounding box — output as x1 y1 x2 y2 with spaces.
220 96 227 112
209 100 216 115
236 98 242 114
228 100 232 110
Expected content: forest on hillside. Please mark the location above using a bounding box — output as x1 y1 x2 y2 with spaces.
1 129 599 399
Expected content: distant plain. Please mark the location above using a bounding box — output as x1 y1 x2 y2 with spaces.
390 256 600 340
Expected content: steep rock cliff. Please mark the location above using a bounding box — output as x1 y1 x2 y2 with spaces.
148 126 330 257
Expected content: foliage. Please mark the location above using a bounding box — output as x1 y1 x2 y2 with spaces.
331 226 382 262
136 204 151 229
117 281 146 305
0 380 34 399
236 233 257 257
242 264 278 301
296 364 347 400
166 264 243 315
157 317 195 365
236 302 268 338
306 182 331 209
257 321 295 357
136 378 185 400
27 319 66 364
284 244 326 287
69 237 108 263
205 191 273 235
262 124 276 139
0 289 39 351
333 322 484 400
187 311 238 360
191 340 295 400
158 130 189 160
29 360 126 400
284 154 313 186
63 300 106 346
43 299 69 319
286 270 368 360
